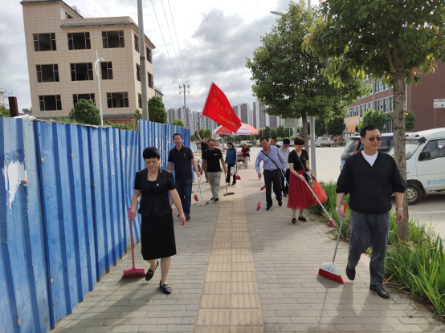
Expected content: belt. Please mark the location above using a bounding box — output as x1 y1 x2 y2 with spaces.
264 169 278 172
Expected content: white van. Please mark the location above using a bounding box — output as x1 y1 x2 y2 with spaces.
389 128 445 205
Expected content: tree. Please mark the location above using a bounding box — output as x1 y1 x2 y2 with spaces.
315 118 326 137
172 119 185 127
405 111 416 131
246 2 364 151
357 110 385 132
326 117 345 136
304 0 445 240
133 109 142 131
69 99 100 125
0 105 10 117
148 96 167 123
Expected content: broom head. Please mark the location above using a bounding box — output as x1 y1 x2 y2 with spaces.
256 201 261 211
194 194 199 202
235 175 241 180
122 267 146 279
318 262 344 284
328 218 338 227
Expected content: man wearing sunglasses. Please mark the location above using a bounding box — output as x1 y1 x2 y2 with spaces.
336 125 406 299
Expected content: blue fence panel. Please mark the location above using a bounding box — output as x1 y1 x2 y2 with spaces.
0 118 50 333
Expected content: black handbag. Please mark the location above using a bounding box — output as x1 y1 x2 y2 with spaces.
296 152 312 181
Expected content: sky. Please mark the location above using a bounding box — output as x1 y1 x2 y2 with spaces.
0 0 307 113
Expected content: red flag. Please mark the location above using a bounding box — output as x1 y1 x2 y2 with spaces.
202 83 241 133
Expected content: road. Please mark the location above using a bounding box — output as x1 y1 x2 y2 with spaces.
245 146 445 238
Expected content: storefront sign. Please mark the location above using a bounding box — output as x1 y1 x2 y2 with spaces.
433 99 445 108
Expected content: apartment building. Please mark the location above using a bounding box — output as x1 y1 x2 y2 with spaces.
21 0 156 121
346 62 445 133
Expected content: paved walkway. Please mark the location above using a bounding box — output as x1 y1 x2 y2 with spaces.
53 168 444 333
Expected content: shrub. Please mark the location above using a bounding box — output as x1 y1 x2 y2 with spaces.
69 99 101 125
0 105 11 117
106 121 132 130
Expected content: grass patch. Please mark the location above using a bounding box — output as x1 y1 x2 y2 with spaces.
311 181 445 321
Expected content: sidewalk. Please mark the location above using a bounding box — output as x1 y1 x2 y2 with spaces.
53 168 444 333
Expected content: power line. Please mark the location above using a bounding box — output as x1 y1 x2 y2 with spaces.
167 0 190 87
160 0 186 85
150 0 180 85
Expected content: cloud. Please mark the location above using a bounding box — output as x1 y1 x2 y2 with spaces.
0 0 293 112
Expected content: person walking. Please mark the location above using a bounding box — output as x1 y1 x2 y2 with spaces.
255 137 287 211
270 137 281 148
202 139 227 201
225 142 237 186
336 125 406 299
168 133 200 221
196 130 210 183
130 147 186 295
279 139 291 197
288 137 315 224
241 142 250 169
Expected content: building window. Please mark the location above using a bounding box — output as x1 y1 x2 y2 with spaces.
146 47 152 63
33 33 56 51
71 63 93 81
102 31 124 48
36 64 59 82
147 72 153 88
138 93 142 108
136 64 141 82
68 32 91 50
39 95 62 111
134 34 139 52
389 96 393 111
107 92 128 108
100 62 113 80
65 12 74 19
368 102 371 110
73 93 95 106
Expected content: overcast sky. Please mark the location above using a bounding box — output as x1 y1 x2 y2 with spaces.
0 0 307 112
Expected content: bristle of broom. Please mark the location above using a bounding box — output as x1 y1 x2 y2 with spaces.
121 272 146 279
329 218 338 227
318 268 344 284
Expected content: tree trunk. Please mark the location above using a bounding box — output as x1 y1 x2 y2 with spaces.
301 114 309 151
392 63 409 241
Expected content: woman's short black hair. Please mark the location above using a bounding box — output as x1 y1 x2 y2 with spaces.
143 147 160 160
283 139 290 145
227 142 233 146
294 137 305 145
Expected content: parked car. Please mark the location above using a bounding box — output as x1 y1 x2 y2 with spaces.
246 140 253 147
388 128 445 205
340 132 394 170
315 137 334 147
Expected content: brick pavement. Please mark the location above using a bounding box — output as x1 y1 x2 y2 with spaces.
53 168 444 333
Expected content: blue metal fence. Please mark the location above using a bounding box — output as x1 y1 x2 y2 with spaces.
0 118 189 333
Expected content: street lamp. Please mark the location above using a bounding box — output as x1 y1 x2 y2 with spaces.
270 11 284 16
94 51 105 126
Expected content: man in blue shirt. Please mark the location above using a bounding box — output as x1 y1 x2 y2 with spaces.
255 137 287 211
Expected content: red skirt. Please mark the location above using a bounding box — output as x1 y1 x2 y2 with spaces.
287 170 314 210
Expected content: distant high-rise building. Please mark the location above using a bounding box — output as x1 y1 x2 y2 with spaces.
167 107 191 128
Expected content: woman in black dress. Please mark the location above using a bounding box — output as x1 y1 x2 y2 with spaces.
287 137 316 224
130 147 186 294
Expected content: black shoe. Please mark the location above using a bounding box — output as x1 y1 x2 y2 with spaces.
370 284 390 299
210 197 215 201
214 198 219 202
283 193 288 197
345 264 356 281
266 206 272 211
186 216 190 221
160 280 172 294
292 218 297 224
278 200 282 207
145 260 158 281
177 214 180 217
298 216 307 222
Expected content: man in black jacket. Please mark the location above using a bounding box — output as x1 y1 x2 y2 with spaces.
336 125 406 299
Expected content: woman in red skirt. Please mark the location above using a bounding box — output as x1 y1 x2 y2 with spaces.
287 137 316 224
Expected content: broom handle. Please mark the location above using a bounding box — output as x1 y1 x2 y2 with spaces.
128 207 136 269
302 180 333 221
332 204 347 263
258 178 261 201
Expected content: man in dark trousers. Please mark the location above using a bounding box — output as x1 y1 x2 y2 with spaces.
168 133 201 221
202 139 227 201
336 125 406 299
255 137 287 211
196 130 210 182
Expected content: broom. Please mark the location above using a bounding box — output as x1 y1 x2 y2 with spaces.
122 207 146 279
197 174 210 206
223 172 235 196
256 178 261 210
301 179 338 227
318 203 347 284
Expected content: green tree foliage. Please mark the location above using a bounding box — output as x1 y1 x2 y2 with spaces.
0 105 10 117
197 129 212 140
107 121 132 130
326 117 345 136
148 96 167 124
405 111 416 131
69 99 100 125
133 109 142 131
246 2 364 150
303 0 445 240
315 118 326 137
357 110 386 132
172 119 185 127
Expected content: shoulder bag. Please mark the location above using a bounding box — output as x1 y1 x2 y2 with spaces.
295 151 312 181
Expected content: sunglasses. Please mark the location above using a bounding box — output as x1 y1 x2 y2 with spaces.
365 136 382 142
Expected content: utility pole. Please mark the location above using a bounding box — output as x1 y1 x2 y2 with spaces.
310 116 316 176
138 0 149 120
179 84 190 128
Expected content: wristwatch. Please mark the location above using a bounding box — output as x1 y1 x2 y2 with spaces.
396 208 403 211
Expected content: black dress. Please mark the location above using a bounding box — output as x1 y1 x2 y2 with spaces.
134 168 177 260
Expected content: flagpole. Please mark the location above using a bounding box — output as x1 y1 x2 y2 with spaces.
200 82 213 125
